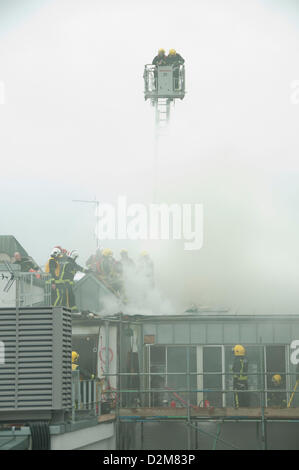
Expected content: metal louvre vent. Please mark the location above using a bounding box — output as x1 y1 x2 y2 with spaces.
0 307 72 418
61 313 72 408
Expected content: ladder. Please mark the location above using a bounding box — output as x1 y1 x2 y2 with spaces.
154 98 172 137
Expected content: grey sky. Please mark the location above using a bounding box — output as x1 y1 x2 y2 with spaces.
1 0 299 313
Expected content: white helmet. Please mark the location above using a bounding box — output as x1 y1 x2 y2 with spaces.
69 249 79 260
51 247 61 257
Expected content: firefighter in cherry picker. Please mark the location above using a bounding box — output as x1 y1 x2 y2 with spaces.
60 249 90 312
232 344 249 408
152 48 167 90
152 48 167 66
166 49 185 90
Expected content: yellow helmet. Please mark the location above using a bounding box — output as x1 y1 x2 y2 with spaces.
272 374 282 385
169 49 176 56
141 250 148 257
158 48 165 55
120 249 128 254
233 344 246 356
72 351 79 362
102 248 113 257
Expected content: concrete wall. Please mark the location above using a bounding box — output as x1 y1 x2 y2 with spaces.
51 422 115 450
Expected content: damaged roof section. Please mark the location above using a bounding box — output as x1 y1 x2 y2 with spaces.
73 273 121 315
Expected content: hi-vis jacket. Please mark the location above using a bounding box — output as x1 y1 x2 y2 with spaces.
45 256 60 282
233 357 248 381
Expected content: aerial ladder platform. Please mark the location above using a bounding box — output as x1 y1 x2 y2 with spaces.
143 64 186 133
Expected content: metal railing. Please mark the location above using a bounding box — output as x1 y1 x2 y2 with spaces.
17 271 51 307
102 370 299 410
71 371 102 422
102 368 299 450
0 265 51 307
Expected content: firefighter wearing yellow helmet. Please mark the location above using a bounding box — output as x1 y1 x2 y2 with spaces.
268 374 286 407
233 344 246 356
101 248 114 280
272 374 282 385
72 350 95 379
166 49 185 65
138 251 154 288
101 249 124 296
232 344 249 408
102 248 113 257
72 351 79 371
165 49 185 90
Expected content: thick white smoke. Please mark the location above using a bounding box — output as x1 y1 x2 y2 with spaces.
1 0 299 315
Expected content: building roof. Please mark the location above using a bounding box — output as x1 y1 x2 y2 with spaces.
73 273 121 314
0 235 29 259
73 272 115 297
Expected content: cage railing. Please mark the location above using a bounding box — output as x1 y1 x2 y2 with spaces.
143 64 185 96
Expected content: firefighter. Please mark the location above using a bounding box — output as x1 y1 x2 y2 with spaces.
86 248 102 274
166 49 184 89
152 48 167 66
72 351 95 380
232 344 249 408
60 249 89 312
137 251 154 288
72 351 80 371
120 249 135 272
152 48 167 89
101 249 122 292
166 48 185 66
45 247 62 307
268 374 286 407
101 248 114 277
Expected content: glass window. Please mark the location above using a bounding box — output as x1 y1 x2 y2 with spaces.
203 346 223 407
265 345 287 407
150 346 166 406
167 346 197 406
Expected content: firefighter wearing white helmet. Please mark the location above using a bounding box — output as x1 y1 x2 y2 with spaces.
232 344 249 408
45 247 63 307
59 249 90 312
50 247 61 258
